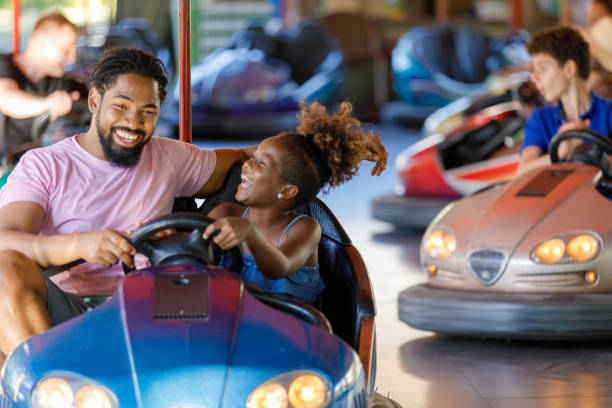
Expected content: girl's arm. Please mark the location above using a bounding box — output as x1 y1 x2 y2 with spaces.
203 216 321 279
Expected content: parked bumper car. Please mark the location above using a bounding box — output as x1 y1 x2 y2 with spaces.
372 80 545 229
382 24 530 126
399 130 612 339
159 22 344 138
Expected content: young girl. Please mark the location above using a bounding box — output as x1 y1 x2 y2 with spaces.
202 101 387 304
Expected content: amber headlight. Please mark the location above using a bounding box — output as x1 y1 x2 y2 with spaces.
534 238 565 264
246 370 331 408
531 233 600 264
32 373 117 408
425 228 456 259
567 235 599 262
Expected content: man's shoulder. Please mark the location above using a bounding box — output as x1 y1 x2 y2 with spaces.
148 136 214 156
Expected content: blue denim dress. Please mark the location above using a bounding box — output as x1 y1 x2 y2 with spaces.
239 208 325 304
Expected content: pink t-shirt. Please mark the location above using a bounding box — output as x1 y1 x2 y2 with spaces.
0 135 217 295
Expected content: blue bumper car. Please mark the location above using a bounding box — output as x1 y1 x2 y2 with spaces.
383 24 530 126
0 199 400 407
159 22 345 138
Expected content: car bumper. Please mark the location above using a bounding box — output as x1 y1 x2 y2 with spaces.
399 284 612 340
371 194 453 229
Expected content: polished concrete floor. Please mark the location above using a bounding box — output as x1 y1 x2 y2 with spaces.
199 124 612 408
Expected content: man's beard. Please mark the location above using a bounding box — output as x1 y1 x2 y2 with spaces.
96 115 149 167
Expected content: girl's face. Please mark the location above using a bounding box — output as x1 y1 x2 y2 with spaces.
235 135 292 206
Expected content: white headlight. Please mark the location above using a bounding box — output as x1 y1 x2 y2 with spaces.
32 373 117 408
425 229 457 259
246 371 330 408
34 378 73 408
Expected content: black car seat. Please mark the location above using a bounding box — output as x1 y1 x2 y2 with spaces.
410 24 493 84
293 197 376 375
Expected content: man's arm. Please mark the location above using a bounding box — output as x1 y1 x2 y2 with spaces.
0 78 78 120
195 147 255 198
0 201 136 268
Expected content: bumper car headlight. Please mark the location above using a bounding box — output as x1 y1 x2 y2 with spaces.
531 233 600 264
534 238 565 264
32 373 117 408
425 229 456 259
246 370 331 408
567 235 599 262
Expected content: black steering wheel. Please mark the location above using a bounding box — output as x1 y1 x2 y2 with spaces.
549 129 612 178
123 212 243 274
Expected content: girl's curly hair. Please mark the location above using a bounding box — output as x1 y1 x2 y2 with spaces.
279 100 375 207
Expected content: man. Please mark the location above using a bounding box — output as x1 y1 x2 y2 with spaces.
517 26 612 175
0 12 84 160
0 47 255 357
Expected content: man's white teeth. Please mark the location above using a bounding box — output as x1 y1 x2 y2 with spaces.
116 129 137 141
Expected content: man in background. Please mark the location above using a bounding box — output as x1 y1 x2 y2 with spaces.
0 12 84 161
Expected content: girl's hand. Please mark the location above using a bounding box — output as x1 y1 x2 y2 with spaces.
363 134 388 176
202 217 254 250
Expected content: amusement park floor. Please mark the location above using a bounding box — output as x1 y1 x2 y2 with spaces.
199 124 612 408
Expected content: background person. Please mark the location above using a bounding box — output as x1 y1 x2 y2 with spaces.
0 12 84 163
517 26 612 176
573 0 612 97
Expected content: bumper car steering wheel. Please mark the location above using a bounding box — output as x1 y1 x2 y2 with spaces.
124 212 243 273
549 129 612 178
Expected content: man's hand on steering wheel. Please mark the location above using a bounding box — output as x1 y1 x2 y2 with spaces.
77 229 136 268
125 213 244 274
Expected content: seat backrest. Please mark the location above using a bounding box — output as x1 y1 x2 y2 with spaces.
294 198 375 350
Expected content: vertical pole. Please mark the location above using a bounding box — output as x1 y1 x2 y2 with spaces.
511 0 523 30
179 0 192 144
12 0 20 55
435 0 448 23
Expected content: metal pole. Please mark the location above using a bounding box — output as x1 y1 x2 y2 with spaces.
511 0 523 30
179 0 192 144
435 0 448 23
12 0 20 55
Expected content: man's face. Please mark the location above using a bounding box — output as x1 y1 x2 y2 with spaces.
39 25 78 77
92 73 160 167
530 53 571 103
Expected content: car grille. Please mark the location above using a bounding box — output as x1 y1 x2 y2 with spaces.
469 250 505 285
513 272 588 289
434 268 465 285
